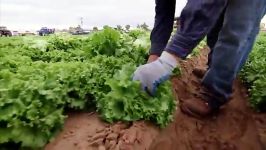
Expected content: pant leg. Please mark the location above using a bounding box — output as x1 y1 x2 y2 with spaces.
165 0 228 58
202 0 266 109
206 9 226 67
149 0 176 56
237 25 260 71
238 8 266 70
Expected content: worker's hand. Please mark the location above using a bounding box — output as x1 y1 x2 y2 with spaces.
147 55 159 63
133 51 178 96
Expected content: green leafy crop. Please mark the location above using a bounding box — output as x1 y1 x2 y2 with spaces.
0 28 177 149
241 32 266 112
98 65 176 128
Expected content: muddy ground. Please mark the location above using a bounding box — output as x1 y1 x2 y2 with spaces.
46 49 266 150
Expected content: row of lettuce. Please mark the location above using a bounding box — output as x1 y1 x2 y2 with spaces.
0 28 176 149
0 27 264 149
241 32 266 112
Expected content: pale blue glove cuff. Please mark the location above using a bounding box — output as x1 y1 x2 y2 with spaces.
159 51 178 68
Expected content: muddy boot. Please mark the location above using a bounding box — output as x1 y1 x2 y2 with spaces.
180 87 221 118
192 68 206 79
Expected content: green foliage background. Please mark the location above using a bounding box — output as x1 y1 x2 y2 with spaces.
0 28 177 149
241 32 266 112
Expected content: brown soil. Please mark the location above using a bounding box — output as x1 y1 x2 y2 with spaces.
45 48 266 150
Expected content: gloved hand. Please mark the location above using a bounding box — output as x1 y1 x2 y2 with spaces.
133 51 178 95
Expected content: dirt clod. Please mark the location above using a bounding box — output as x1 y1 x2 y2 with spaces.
106 133 118 140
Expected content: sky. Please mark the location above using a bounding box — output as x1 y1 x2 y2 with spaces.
1 0 266 32
0 0 187 31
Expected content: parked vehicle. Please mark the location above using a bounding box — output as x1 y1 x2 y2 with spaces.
21 31 35 36
38 27 55 36
69 26 90 35
12 31 19 36
0 26 12 36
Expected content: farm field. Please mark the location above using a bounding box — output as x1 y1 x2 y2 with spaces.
0 28 265 150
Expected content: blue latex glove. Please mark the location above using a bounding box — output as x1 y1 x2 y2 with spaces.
133 51 178 95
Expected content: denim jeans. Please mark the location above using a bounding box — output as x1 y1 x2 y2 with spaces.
165 0 228 58
206 9 225 68
207 5 266 71
202 0 266 108
150 0 266 109
149 0 228 56
237 7 266 70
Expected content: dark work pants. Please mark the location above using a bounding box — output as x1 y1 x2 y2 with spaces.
150 0 228 57
150 0 266 108
202 0 266 108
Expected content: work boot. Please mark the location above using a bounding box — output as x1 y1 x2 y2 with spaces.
180 87 221 118
192 67 206 79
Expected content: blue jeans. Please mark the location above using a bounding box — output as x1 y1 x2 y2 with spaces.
206 9 225 68
165 0 228 58
149 0 228 56
150 0 266 108
202 0 266 108
237 7 266 70
207 5 266 71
